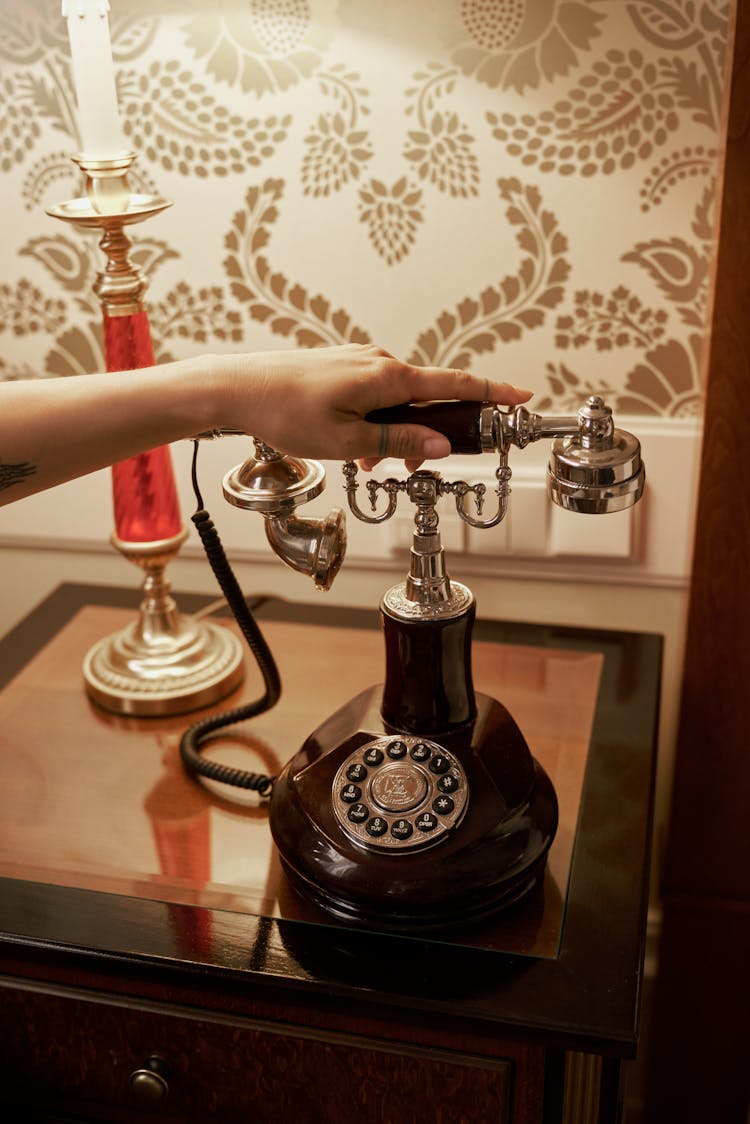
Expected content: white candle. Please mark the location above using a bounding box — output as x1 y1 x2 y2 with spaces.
62 0 126 159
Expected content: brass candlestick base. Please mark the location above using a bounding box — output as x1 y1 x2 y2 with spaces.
83 532 245 717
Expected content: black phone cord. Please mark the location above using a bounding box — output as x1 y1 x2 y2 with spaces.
179 442 280 796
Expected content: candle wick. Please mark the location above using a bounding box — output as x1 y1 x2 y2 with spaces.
61 1 111 18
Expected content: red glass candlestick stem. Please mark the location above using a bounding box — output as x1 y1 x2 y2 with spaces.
104 310 182 543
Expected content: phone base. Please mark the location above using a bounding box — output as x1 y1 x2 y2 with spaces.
270 684 558 932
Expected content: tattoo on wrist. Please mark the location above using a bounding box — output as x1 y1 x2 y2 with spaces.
0 458 36 493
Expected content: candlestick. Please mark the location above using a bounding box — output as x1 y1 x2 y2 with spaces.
48 155 245 716
62 0 127 160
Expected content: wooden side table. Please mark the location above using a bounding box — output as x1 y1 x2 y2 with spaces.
0 583 661 1123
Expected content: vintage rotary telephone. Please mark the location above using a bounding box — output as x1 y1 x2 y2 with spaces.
181 395 644 931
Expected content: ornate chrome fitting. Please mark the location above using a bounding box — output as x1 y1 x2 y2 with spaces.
577 395 616 447
342 454 511 533
342 457 512 617
343 461 405 525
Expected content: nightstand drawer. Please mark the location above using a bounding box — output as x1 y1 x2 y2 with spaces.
1 984 513 1123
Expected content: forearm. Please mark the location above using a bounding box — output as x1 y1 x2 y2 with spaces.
0 343 532 506
0 357 229 504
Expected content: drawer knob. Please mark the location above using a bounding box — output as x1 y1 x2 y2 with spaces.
130 1055 171 1105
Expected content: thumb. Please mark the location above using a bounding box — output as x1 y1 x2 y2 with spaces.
364 420 451 464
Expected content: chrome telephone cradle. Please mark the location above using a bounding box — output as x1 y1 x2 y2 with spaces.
220 395 644 931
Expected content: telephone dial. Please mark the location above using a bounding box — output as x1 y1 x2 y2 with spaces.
182 395 645 931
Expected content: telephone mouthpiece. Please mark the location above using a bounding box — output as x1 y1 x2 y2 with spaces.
223 440 347 590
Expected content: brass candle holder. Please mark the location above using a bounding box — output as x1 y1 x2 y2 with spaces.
47 152 245 716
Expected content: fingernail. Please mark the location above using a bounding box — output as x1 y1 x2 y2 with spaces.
423 437 451 459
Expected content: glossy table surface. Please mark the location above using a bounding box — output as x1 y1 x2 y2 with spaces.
0 583 661 1055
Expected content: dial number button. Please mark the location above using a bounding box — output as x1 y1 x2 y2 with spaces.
347 803 369 823
416 812 439 833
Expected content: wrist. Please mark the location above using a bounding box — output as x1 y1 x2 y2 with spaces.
217 352 273 440
169 353 235 436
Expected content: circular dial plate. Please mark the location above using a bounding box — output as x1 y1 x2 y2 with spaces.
332 735 469 852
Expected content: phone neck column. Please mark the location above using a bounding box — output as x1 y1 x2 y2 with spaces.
379 478 477 734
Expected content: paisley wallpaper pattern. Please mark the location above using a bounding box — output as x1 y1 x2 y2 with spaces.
0 0 735 418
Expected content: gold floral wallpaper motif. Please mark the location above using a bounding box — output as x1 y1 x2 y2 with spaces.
0 0 735 417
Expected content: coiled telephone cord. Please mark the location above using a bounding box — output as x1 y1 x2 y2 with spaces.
178 442 279 796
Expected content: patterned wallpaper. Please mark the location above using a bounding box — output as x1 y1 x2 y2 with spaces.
0 0 735 418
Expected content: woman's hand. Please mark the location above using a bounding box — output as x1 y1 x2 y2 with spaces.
224 343 532 468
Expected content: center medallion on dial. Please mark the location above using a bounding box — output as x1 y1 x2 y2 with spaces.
370 764 428 812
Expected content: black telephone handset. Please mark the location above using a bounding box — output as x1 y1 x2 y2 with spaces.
364 398 488 454
183 397 644 931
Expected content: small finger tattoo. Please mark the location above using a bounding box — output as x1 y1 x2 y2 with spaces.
378 424 389 458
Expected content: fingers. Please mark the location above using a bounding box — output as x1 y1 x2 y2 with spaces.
415 368 532 404
377 359 532 408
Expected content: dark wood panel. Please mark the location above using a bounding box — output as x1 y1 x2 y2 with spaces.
646 3 750 1121
661 0 750 900
646 902 750 1124
0 983 519 1124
